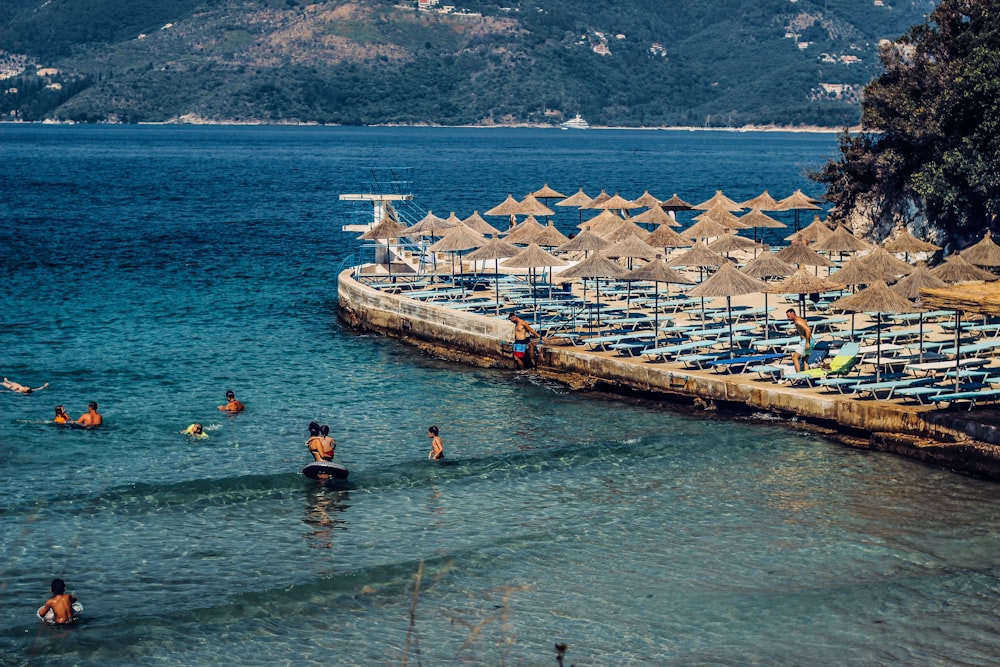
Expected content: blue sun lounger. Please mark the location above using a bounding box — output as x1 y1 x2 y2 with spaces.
927 387 1000 410
850 376 938 400
707 352 787 374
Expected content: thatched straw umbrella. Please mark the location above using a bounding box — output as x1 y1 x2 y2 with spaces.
708 232 761 258
580 209 624 235
740 190 781 211
922 280 1000 391
775 189 822 231
884 228 941 262
556 253 629 328
624 255 695 346
602 234 657 264
930 253 997 283
785 214 832 244
693 190 744 211
739 207 787 245
775 238 835 273
504 214 548 245
557 188 591 207
532 184 566 201
503 243 568 323
961 230 1000 268
741 246 797 338
828 281 920 381
429 224 485 289
666 241 728 271
597 193 639 216
532 220 570 249
485 194 524 230
667 241 730 321
556 188 593 224
741 246 797 280
660 193 694 211
600 219 652 243
359 215 409 281
891 262 947 362
688 263 768 356
694 203 749 229
811 224 871 265
465 234 522 315
659 193 694 225
682 216 730 242
631 204 682 228
631 191 662 208
647 223 693 256
836 247 914 286
583 189 612 209
556 229 610 256
462 211 501 236
519 193 555 218
406 210 454 238
603 233 658 313
764 268 844 318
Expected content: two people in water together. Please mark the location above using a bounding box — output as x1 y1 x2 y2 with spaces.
52 402 102 428
182 390 247 438
306 422 337 462
37 578 81 625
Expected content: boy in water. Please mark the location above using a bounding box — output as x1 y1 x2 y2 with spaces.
37 578 79 624
428 425 444 460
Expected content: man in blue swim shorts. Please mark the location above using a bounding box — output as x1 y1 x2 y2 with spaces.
508 313 539 369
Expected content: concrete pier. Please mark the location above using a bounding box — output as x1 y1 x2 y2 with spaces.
338 269 1000 480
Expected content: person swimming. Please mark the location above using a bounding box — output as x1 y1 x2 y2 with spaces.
181 423 207 438
37 578 81 624
3 377 48 394
53 405 70 424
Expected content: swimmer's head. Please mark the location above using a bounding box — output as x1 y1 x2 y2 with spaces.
226 391 235 400
88 401 98 410
55 405 65 414
308 422 320 436
51 578 66 595
320 425 330 436
428 425 439 436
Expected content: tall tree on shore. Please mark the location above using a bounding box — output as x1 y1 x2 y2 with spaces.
812 0 1000 251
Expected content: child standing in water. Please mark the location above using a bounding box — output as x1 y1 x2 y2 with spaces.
427 425 444 460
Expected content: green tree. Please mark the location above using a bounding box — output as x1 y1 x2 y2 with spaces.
812 0 1000 249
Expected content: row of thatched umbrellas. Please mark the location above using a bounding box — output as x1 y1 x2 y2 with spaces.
357 188 1000 388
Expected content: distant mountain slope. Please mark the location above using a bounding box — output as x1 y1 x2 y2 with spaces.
0 0 937 125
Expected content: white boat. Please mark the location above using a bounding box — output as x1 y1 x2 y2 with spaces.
560 114 589 130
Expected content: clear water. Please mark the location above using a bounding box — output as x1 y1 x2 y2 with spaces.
2 125 1000 666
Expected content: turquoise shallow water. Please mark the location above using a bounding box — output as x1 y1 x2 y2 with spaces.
3 126 1000 665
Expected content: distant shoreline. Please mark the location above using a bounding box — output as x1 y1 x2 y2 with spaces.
0 118 856 133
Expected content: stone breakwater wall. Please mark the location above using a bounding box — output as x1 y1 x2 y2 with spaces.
338 269 1000 480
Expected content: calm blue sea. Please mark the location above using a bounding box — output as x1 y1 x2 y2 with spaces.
3 125 1000 666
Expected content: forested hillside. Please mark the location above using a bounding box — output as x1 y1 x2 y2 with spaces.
0 0 936 126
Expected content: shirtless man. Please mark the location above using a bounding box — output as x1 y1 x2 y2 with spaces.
508 313 539 369
2 377 48 394
77 401 103 427
786 308 812 372
217 390 245 413
37 578 78 624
